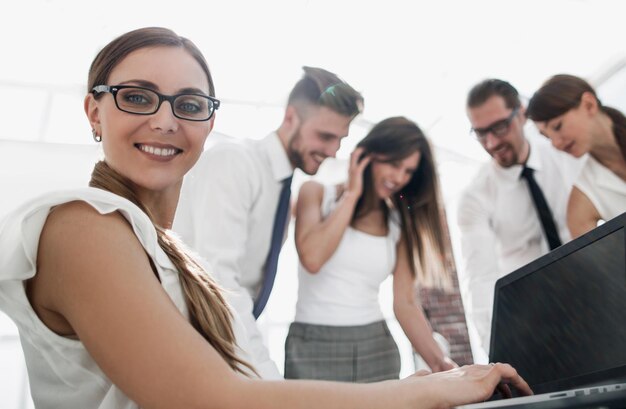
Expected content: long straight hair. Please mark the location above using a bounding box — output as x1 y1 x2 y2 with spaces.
88 27 255 376
354 117 451 288
526 74 626 161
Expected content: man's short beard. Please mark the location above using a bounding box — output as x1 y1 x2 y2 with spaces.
287 127 306 172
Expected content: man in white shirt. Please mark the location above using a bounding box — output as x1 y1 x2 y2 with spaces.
457 79 582 360
174 67 363 378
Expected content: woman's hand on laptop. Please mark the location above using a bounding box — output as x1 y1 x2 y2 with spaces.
407 362 533 408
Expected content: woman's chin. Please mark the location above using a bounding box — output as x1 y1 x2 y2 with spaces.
375 188 393 201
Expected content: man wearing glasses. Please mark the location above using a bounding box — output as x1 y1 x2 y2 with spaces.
457 79 582 360
173 67 363 378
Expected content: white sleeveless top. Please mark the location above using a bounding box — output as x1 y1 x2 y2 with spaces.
0 188 257 409
575 156 626 222
294 185 402 326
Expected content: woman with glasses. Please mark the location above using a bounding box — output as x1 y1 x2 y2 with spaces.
527 74 626 238
285 117 457 382
0 27 531 409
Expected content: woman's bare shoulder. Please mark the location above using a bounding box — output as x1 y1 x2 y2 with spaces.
36 200 149 302
30 199 152 335
41 200 139 255
299 180 325 196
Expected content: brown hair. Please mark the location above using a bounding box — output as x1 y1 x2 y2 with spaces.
467 78 522 110
87 27 255 376
88 27 215 97
526 74 626 161
355 117 451 288
287 66 363 118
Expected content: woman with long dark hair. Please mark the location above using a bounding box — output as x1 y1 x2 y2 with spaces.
285 117 456 382
527 74 626 237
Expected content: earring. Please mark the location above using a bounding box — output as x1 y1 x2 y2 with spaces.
92 128 102 143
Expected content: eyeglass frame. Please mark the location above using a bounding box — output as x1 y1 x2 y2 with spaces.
470 107 520 140
91 84 220 122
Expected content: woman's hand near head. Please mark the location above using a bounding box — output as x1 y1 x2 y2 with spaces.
294 148 369 274
345 146 371 198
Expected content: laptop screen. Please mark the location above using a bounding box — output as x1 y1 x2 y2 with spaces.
490 220 626 393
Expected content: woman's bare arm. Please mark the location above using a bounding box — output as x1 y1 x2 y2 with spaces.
30 201 529 409
295 181 356 273
33 202 246 408
392 236 456 372
295 147 371 273
567 187 601 238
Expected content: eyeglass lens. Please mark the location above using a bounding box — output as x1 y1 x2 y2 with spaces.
115 87 213 120
474 109 518 139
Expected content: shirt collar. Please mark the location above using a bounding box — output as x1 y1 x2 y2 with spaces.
491 137 543 181
524 138 542 172
260 131 293 182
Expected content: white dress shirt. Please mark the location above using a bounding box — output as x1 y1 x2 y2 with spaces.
174 132 292 379
457 136 583 357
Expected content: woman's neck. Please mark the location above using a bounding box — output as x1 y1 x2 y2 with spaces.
136 183 181 230
351 199 388 236
358 189 384 214
590 112 624 167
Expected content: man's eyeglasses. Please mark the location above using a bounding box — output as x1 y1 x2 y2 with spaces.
92 85 220 122
470 107 519 140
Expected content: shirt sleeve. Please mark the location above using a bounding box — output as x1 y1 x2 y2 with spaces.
217 264 282 379
174 146 281 379
456 185 499 356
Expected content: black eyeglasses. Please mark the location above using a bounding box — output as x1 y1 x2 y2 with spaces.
92 85 220 122
470 107 519 140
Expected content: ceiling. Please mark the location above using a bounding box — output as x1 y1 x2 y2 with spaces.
0 0 624 170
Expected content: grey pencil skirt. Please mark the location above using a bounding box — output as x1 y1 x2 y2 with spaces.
284 320 401 383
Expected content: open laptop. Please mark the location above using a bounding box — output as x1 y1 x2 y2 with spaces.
458 212 626 409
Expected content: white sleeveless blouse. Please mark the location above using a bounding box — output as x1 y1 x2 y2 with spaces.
575 156 626 222
294 185 402 326
0 188 255 408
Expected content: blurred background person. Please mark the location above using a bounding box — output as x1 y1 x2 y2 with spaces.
285 117 456 382
457 79 582 358
527 74 626 238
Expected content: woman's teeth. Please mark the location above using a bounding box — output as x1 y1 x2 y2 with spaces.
138 144 179 157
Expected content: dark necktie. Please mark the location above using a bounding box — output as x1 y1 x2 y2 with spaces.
253 175 293 319
520 166 562 250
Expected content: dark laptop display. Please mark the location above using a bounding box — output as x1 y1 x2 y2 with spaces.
489 213 626 395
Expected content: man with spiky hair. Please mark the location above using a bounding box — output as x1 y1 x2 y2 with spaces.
175 67 363 378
